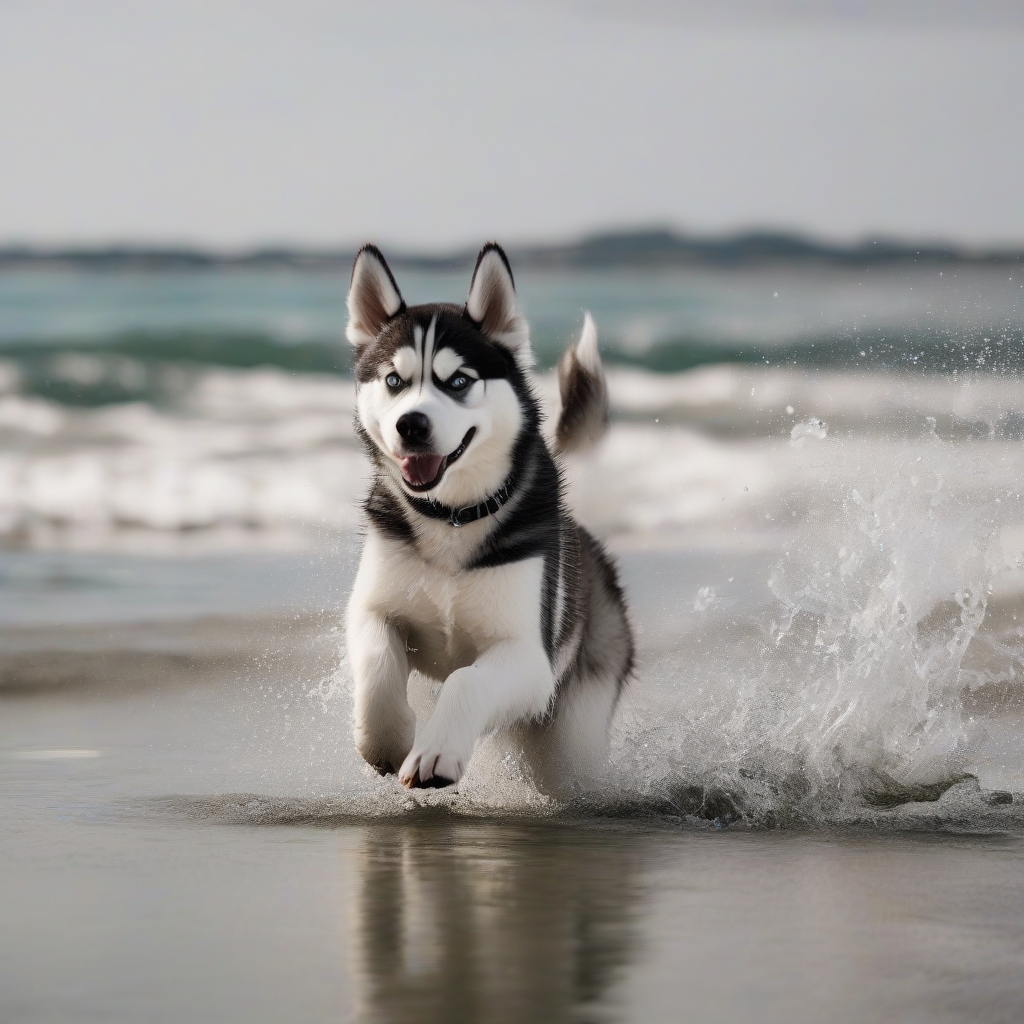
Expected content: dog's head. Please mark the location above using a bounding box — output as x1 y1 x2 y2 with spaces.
348 243 536 508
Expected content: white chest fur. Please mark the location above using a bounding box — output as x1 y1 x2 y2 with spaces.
348 531 545 683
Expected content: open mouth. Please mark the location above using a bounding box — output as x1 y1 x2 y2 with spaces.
399 428 476 492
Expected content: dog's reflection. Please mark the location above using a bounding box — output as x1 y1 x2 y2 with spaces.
350 820 641 1023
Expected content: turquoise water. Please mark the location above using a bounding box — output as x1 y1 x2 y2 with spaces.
1 264 1021 406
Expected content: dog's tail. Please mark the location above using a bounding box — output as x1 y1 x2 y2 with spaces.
554 311 609 456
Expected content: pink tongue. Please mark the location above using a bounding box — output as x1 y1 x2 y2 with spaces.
401 453 444 487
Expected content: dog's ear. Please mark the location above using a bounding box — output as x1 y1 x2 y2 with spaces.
466 243 532 366
347 245 405 347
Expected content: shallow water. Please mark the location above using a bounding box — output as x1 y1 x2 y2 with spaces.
3 650 1024 1023
2 539 1024 1020
6 813 1024 1024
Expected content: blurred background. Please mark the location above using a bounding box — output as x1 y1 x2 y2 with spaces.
4 4 1024 1021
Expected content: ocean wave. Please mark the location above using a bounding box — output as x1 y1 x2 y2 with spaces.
0 332 349 407
3 362 1024 549
1 325 1023 410
610 326 1024 374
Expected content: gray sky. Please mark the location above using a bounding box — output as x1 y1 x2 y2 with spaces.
1 0 1022 249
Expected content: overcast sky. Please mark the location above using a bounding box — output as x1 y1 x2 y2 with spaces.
1 0 1022 249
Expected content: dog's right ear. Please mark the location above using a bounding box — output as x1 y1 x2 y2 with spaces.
346 245 405 347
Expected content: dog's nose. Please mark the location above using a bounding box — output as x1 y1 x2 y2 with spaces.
396 411 431 443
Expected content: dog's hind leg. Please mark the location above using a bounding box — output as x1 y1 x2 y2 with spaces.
518 673 620 798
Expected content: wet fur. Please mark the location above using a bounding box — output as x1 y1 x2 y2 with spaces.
345 243 633 795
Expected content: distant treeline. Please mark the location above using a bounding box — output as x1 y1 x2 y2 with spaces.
2 228 1022 272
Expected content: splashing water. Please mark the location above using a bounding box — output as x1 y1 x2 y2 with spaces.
789 416 828 447
604 426 1023 826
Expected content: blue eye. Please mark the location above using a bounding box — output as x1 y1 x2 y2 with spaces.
385 372 403 390
448 374 470 391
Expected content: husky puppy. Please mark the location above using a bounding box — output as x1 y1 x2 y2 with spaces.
345 242 633 792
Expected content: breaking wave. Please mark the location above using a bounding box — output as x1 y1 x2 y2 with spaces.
5 354 1024 549
1 324 1022 408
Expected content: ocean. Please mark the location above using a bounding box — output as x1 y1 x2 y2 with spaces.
2 261 1024 1021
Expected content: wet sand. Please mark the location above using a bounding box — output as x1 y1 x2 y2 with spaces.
3 600 1024 1024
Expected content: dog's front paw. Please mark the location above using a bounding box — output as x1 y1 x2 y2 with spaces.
399 746 465 789
355 731 413 779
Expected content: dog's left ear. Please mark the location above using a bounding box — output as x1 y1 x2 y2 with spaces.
466 243 532 366
347 244 405 348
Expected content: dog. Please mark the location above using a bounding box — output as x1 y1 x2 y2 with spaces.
345 242 633 792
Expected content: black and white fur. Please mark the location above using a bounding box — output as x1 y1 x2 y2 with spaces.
345 242 633 793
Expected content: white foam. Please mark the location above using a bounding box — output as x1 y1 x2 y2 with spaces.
0 367 365 546
3 364 1024 563
789 417 827 446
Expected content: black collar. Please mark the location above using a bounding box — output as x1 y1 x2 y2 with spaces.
406 480 514 528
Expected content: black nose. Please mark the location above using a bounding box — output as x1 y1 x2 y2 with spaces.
396 411 431 443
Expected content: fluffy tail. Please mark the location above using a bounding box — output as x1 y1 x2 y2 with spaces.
554 311 609 455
